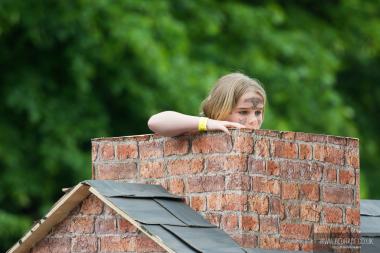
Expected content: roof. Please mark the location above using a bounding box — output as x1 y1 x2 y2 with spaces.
9 180 293 253
361 199 380 253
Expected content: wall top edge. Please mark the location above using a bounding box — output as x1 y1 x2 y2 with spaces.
91 129 359 145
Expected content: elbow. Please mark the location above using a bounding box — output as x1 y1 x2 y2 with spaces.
147 115 159 132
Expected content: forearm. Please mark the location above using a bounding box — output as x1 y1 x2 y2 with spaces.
147 111 201 137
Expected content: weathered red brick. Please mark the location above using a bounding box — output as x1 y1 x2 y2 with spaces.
285 204 300 219
259 216 278 234
80 195 103 215
322 186 354 204
226 174 250 191
248 195 269 214
323 206 343 223
254 138 270 158
96 162 137 180
190 195 206 211
280 161 302 180
282 182 298 200
299 183 320 201
167 158 203 175
116 143 138 160
187 175 225 193
281 131 296 140
221 214 239 231
205 213 221 226
92 142 98 162
32 237 71 253
267 160 280 176
252 176 280 195
95 217 116 234
324 167 337 182
139 141 163 159
70 216 94 233
315 144 345 165
222 193 247 211
242 215 259 231
72 236 97 253
168 178 185 195
280 241 300 251
248 158 266 174
346 207 360 226
271 140 298 159
140 161 165 178
136 234 166 252
207 193 223 211
118 217 138 233
100 236 135 252
269 197 282 215
280 224 312 240
164 137 189 156
303 163 323 181
99 142 114 160
206 154 247 172
232 234 258 248
339 169 355 185
233 135 254 153
300 203 321 222
345 148 359 169
259 235 280 249
192 135 232 153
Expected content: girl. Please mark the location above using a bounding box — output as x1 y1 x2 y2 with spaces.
148 72 266 137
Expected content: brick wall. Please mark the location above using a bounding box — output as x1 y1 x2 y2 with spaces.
92 129 360 251
30 195 165 253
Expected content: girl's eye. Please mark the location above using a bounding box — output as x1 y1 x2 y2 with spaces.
255 111 262 116
239 111 249 115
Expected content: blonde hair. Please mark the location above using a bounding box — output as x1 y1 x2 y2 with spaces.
201 73 266 120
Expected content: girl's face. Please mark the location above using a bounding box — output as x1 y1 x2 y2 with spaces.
225 91 264 129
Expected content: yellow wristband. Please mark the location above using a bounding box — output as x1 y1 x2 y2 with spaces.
198 117 208 132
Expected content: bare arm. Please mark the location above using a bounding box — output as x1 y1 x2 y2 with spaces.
147 111 244 137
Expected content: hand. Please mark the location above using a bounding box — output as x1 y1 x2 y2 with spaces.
206 119 245 135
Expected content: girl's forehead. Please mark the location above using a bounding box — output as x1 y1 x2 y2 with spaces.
237 92 264 108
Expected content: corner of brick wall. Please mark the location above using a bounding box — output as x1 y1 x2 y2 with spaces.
91 129 360 251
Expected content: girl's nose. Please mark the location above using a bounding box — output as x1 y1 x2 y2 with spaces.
247 114 259 129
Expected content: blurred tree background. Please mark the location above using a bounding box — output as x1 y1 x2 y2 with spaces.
0 0 379 250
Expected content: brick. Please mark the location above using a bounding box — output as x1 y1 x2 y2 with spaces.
346 148 359 169
167 158 203 175
282 182 298 200
285 204 300 219
233 135 254 153
303 163 323 181
192 135 232 153
136 235 165 252
96 162 137 180
281 131 296 140
95 217 116 234
295 132 327 143
140 161 165 178
248 195 269 214
300 203 322 222
104 205 117 216
32 238 71 253
267 160 280 176
249 158 266 175
226 174 250 191
323 206 343 223
269 197 282 215
190 195 206 211
99 142 114 160
323 186 354 204
205 213 221 226
259 216 278 234
168 178 185 195
259 235 280 249
271 140 298 159
256 129 280 137
139 141 163 159
327 136 347 146
339 169 355 185
242 215 259 231
280 161 302 180
92 142 98 162
252 176 280 195
80 195 103 215
233 234 258 248
118 217 138 233
222 194 247 211
299 183 320 201
314 144 345 165
207 155 247 173
116 143 138 160
187 175 224 193
72 236 97 253
70 216 94 233
207 193 223 211
100 236 135 252
324 167 337 182
280 241 300 251
221 214 239 231
299 143 312 160
164 137 189 156
280 224 312 240
254 138 270 158
346 208 360 225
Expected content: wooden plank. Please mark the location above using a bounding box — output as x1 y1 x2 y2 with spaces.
7 183 91 253
89 187 175 253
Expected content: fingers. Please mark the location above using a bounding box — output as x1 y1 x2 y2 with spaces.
224 121 245 129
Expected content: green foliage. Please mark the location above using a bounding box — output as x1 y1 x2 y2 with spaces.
1 0 379 250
